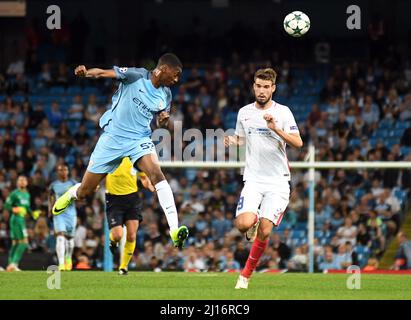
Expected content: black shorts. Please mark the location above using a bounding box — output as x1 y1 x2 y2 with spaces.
106 192 143 229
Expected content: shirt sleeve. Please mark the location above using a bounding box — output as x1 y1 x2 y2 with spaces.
113 66 146 85
283 107 300 134
234 111 245 137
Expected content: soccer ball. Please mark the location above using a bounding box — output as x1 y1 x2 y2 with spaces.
283 11 310 37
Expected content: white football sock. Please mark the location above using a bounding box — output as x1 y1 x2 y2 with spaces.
68 183 81 200
65 238 74 260
155 180 179 231
56 235 65 266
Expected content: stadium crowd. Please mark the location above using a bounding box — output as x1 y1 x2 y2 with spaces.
1 39 411 272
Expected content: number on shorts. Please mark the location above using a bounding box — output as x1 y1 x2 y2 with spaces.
140 142 153 150
237 196 244 211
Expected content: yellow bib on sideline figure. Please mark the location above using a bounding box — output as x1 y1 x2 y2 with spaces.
106 158 145 195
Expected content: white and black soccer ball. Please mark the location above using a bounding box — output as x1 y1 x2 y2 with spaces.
283 11 310 37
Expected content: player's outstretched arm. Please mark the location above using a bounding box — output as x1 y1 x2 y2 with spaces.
74 65 116 79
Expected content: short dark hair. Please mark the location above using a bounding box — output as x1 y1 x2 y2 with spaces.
254 68 277 84
157 53 183 69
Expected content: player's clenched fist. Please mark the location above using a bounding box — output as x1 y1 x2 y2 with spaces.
224 136 236 147
158 111 170 122
264 114 278 132
157 111 170 127
75 65 87 77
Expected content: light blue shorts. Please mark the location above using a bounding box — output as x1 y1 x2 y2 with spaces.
87 132 155 174
54 210 77 237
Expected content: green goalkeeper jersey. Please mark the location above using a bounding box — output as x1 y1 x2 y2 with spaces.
4 189 31 217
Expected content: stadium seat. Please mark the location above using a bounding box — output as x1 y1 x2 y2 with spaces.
354 188 366 200
83 87 99 95
379 118 395 129
66 86 82 95
400 146 411 156
349 138 360 147
28 129 37 137
319 237 329 245
67 120 81 132
393 188 407 204
292 238 301 246
13 95 25 103
295 222 307 231
315 231 324 238
49 86 66 95
369 138 378 148
395 121 410 130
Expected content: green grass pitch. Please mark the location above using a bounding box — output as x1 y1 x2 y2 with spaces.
1 271 411 300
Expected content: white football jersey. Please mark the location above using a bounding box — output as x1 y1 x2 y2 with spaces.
235 100 299 184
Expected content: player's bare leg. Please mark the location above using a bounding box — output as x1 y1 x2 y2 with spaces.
235 212 260 242
52 171 106 215
77 171 106 199
236 218 273 289
136 154 188 248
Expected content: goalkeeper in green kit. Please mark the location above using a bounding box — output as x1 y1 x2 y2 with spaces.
5 175 40 272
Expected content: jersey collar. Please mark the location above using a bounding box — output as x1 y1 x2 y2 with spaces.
254 100 276 110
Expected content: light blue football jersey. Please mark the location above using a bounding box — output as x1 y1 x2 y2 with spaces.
99 67 172 139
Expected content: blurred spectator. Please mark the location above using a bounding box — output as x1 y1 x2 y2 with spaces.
363 257 379 271
68 95 84 120
76 254 91 270
356 223 371 248
394 232 411 270
143 223 163 247
184 250 207 272
233 241 249 268
48 101 64 128
287 246 308 272
401 127 411 146
271 233 291 268
318 249 340 271
337 217 358 246
211 210 232 243
222 251 241 271
334 243 353 269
